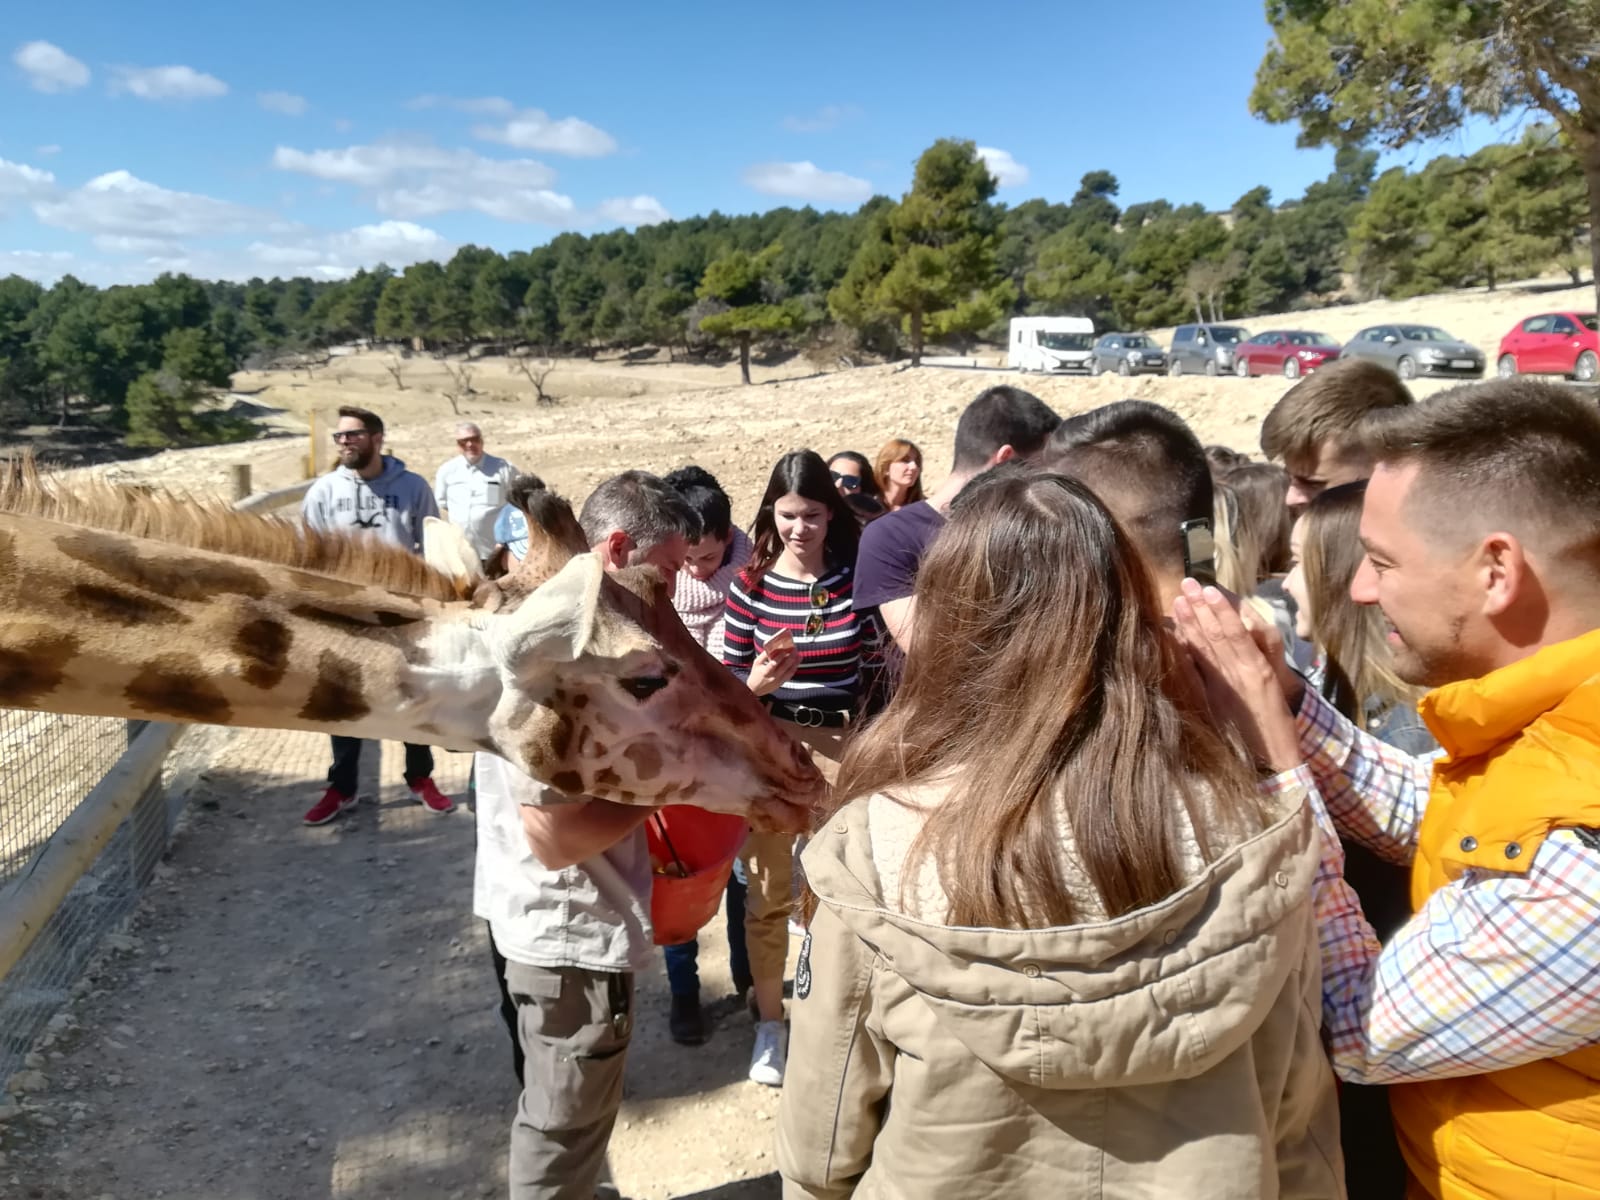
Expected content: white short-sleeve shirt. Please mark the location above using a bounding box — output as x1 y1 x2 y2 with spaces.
434 453 517 559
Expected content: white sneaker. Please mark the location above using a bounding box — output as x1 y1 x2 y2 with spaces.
749 1019 788 1087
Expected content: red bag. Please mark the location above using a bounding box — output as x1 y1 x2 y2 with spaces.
646 805 749 946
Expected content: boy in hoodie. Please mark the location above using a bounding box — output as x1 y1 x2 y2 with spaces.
300 405 453 825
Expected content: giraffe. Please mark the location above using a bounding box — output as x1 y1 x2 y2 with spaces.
0 459 822 833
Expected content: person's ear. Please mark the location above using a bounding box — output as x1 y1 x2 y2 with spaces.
599 529 634 570
991 444 1017 466
1479 532 1525 618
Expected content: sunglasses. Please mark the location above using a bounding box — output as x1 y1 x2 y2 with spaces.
331 430 371 443
829 471 862 492
805 582 830 638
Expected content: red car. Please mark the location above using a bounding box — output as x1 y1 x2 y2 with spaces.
1232 330 1342 379
1496 312 1599 382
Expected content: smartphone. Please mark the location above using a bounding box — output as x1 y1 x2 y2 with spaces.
763 628 795 656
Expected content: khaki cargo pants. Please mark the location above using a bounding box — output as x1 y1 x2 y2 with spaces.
505 960 633 1200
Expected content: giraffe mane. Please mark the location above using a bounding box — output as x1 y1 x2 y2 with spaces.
0 455 473 603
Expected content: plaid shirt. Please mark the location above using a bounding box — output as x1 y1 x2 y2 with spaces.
1290 686 1600 1084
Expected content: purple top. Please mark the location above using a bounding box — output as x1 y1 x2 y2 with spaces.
852 500 945 612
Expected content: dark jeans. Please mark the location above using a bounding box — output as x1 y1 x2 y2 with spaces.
661 869 750 998
326 735 433 797
491 927 525 1082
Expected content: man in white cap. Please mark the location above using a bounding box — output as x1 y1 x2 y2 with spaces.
434 422 519 570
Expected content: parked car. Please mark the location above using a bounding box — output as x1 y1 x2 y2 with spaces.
1088 332 1168 376
1341 323 1485 380
1495 312 1599 382
1233 330 1342 379
1168 323 1250 376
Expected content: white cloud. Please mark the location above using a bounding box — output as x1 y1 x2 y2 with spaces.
332 117 354 133
782 105 860 134
976 146 1030 188
36 144 62 156
273 140 591 225
0 157 57 208
13 41 89 92
258 90 308 116
741 161 872 205
92 233 185 255
0 249 78 281
407 94 515 116
34 170 283 239
596 195 671 227
110 64 228 101
472 109 618 157
247 220 453 280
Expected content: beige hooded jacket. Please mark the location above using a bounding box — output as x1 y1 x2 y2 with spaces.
777 778 1344 1200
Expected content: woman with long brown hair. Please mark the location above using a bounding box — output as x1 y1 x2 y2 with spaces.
778 465 1340 1198
723 448 863 1089
873 438 924 512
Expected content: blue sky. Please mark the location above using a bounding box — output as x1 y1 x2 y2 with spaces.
1 0 1516 287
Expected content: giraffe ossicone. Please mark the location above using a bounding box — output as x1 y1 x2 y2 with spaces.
0 460 821 833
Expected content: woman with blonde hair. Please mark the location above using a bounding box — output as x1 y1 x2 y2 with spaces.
873 438 924 512
779 464 1341 1199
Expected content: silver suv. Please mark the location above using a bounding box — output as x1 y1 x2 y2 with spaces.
1169 324 1250 377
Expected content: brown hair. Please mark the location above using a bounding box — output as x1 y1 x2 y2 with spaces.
745 449 860 581
873 438 925 505
336 405 384 436
1300 481 1420 719
1041 400 1212 580
1259 359 1411 466
830 464 1264 929
1363 378 1600 566
1224 462 1293 576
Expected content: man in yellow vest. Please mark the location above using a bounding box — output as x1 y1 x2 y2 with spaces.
1177 377 1600 1200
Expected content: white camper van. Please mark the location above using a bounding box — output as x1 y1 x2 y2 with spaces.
1008 316 1096 373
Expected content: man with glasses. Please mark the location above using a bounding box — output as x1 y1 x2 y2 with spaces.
434 422 519 572
301 405 453 825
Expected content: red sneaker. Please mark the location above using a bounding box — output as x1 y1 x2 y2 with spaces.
410 778 454 814
303 787 355 826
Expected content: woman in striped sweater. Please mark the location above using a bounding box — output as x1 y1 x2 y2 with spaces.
724 449 862 1088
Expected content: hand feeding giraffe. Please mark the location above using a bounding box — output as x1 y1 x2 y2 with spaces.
0 459 822 833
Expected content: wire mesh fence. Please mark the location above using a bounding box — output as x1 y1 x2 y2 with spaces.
0 713 175 1081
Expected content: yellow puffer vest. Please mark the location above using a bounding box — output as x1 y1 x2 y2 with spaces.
1395 628 1600 1200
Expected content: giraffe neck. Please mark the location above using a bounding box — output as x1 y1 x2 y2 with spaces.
0 513 504 750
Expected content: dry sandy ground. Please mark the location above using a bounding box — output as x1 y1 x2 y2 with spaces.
3 276 1592 1197
69 278 1594 524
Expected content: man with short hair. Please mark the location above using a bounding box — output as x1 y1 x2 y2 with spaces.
434 422 519 569
1203 379 1600 1199
473 469 699 1200
854 385 1059 649
301 405 452 824
1041 400 1214 607
1259 358 1412 512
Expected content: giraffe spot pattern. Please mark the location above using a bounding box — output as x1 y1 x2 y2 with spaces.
123 657 233 723
594 767 622 791
55 532 270 602
549 770 584 794
546 713 574 761
0 631 80 708
235 618 292 690
289 603 421 632
70 583 187 627
624 741 663 782
298 649 370 723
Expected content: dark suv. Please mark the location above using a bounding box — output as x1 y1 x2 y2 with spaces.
1168 324 1250 377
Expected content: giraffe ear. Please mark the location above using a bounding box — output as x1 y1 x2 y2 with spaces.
490 552 603 667
423 516 483 583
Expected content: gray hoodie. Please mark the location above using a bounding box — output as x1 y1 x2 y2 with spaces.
778 777 1344 1200
303 455 439 555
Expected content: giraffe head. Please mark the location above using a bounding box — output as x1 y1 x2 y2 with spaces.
424 476 823 832
0 459 825 833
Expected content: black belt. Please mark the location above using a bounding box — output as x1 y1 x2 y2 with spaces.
767 700 852 729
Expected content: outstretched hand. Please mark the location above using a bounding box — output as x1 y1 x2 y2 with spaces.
1172 579 1302 774
748 629 801 697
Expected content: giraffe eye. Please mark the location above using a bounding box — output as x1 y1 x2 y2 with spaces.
620 676 669 702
